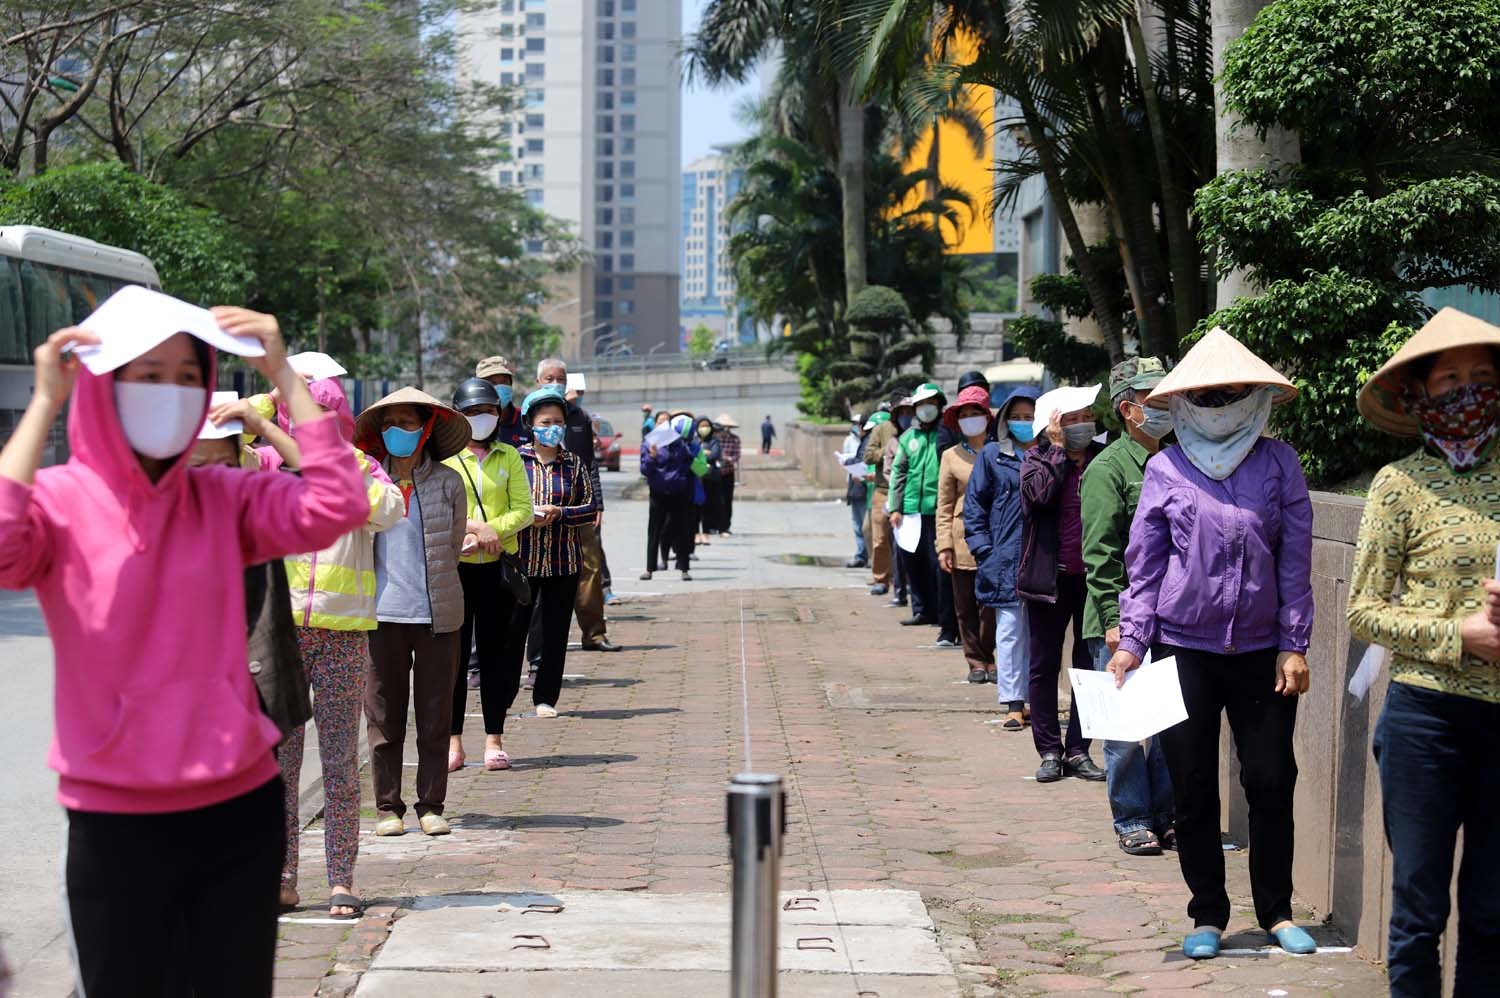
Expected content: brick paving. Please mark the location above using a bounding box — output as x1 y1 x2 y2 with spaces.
275 584 1387 996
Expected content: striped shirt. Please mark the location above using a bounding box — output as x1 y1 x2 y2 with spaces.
516 444 597 577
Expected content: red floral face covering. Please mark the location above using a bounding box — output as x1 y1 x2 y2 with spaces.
1405 382 1500 471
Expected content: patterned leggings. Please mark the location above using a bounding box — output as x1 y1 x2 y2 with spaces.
280 628 367 890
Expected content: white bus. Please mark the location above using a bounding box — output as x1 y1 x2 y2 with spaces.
0 226 161 459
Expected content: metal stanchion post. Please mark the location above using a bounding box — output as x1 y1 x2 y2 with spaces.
727 773 785 998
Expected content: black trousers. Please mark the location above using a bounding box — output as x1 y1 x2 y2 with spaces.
700 476 724 533
647 490 691 572
501 573 581 712
899 514 939 619
722 478 736 532
65 777 283 998
936 562 958 641
1157 644 1298 931
452 560 519 735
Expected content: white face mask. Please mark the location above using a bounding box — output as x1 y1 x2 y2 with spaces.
915 403 940 424
467 413 499 440
115 382 206 460
957 415 988 438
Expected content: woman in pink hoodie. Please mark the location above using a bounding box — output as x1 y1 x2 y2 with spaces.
0 312 367 998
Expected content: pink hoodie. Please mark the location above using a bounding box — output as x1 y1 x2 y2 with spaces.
0 352 368 814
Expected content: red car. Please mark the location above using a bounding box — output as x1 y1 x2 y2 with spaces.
592 415 622 471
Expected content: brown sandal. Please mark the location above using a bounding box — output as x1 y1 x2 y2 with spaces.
1001 711 1027 730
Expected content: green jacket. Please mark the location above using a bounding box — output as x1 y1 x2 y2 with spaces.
1080 435 1154 640
889 425 941 516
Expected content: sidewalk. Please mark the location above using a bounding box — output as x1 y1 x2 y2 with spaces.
276 583 1387 996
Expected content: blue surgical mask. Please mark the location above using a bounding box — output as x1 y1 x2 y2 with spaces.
495 384 514 408
896 414 913 431
534 423 565 447
382 425 422 457
1007 420 1036 443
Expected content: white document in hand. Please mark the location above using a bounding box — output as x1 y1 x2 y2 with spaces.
1067 654 1188 742
76 285 265 374
644 424 679 450
894 514 922 553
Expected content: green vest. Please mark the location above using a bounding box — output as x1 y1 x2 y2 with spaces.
900 428 940 516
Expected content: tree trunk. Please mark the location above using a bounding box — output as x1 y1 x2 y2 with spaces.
837 95 868 306
1212 0 1298 310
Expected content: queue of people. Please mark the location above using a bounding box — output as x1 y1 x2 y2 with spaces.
637 409 741 579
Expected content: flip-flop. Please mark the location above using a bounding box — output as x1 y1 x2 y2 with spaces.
1182 929 1221 960
328 893 364 920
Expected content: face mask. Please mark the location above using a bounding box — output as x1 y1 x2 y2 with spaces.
698 425 713 439
534 423 565 448
1062 421 1097 451
1407 382 1500 471
114 383 206 461
1132 404 1174 440
495 384 514 408
382 425 423 457
466 413 498 440
915 403 940 424
1169 387 1275 480
896 414 912 430
1007 420 1036 444
957 415 989 438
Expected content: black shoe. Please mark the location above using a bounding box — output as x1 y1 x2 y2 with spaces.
639 571 653 581
967 668 989 684
1036 754 1064 783
869 584 888 596
1065 754 1107 782
583 637 621 652
899 615 934 626
845 557 868 569
681 571 693 581
887 597 908 608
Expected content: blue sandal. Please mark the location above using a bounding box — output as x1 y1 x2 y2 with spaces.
1271 924 1317 954
1182 929 1221 960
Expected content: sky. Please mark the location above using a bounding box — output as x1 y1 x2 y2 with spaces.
679 0 765 166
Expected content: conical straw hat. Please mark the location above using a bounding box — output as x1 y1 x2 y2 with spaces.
1357 307 1500 438
1145 327 1297 409
355 386 469 461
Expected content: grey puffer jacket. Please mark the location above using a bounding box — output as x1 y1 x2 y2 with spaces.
385 453 468 634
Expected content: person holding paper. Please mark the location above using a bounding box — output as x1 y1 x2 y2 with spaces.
938 385 998 682
641 411 693 580
1106 328 1314 961
842 413 871 569
888 383 947 628
0 307 368 997
1080 358 1176 856
966 386 1041 728
1347 309 1500 997
1020 385 1107 783
864 400 908 600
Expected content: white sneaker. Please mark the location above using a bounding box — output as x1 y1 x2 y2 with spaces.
535 704 558 718
419 813 451 836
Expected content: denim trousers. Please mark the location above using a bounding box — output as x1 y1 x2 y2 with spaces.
1088 638 1174 836
1374 681 1500 998
992 605 1029 704
849 493 868 561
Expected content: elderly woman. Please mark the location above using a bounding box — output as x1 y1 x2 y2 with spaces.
1347 308 1500 997
1107 328 1314 960
938 384 997 683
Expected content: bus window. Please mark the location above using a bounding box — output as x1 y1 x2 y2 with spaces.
0 258 25 363
19 260 71 352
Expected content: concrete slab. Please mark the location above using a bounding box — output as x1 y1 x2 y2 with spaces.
355 969 962 997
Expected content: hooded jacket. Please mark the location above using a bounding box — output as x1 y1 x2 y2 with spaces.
642 435 693 496
0 355 367 814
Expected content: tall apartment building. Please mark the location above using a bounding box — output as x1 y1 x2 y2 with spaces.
456 0 682 359
679 151 748 344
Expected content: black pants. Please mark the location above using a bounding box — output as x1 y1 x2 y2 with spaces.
502 573 580 712
65 777 283 998
700 476 724 534
1027 572 1091 759
452 561 519 735
899 514 939 619
1157 644 1298 931
722 478 736 532
647 490 691 572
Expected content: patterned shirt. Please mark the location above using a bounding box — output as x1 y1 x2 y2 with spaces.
1348 447 1500 704
515 444 597 578
720 431 742 483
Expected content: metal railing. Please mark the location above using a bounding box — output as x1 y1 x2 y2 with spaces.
570 347 797 377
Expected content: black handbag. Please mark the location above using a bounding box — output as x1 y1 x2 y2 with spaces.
243 561 312 743
459 458 533 607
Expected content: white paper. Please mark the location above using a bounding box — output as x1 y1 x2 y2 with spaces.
287 351 347 381
75 285 265 374
198 390 243 439
566 372 587 393
1067 654 1189 742
841 458 869 480
1348 644 1387 702
644 423 679 450
1032 384 1102 438
894 514 922 553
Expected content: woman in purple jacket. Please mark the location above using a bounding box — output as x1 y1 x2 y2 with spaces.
1106 328 1314 961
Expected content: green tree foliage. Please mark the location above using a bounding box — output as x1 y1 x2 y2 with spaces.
0 161 252 304
1198 0 1500 484
1010 245 1118 387
831 285 934 410
688 323 717 357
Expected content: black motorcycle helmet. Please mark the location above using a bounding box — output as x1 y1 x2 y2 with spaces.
453 378 500 412
957 369 990 394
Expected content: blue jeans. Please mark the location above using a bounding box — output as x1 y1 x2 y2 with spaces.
1089 639 1174 836
849 493 868 561
1375 682 1500 998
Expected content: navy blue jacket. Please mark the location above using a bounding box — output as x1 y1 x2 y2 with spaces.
963 441 1026 609
642 437 693 496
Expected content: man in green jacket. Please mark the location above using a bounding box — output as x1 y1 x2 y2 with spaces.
889 383 946 627
1080 357 1176 856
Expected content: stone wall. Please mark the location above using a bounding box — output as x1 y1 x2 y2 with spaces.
783 421 855 491
898 314 1016 387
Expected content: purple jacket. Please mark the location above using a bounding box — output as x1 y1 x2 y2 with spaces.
1117 439 1313 661
641 437 692 496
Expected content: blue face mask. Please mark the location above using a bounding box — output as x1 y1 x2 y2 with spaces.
533 423 565 448
383 425 422 457
495 384 514 408
1007 420 1036 444
896 414 912 431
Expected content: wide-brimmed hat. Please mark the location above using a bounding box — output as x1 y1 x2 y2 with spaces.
943 385 994 431
1358 307 1500 437
1145 327 1296 409
909 382 946 407
714 412 739 428
354 386 468 461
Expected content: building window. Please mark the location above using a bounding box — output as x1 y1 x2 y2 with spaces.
598 232 614 249
498 121 513 137
596 276 613 294
621 44 636 62
597 254 613 271
621 21 636 39
620 114 635 132
500 69 515 84
526 138 544 154
620 183 635 201
618 276 634 291
619 299 634 315
620 160 635 179
499 169 514 185
596 207 614 225
526 12 545 28
597 68 614 86
525 113 544 129
501 47 514 61
621 137 635 154
597 115 614 133
526 189 544 205
526 35 544 52
599 184 614 202
523 0 545 9
597 161 614 179
621 90 635 108
525 163 545 181
526 88 544 107
500 0 514 11
620 254 635 270
526 62 544 80
621 68 635 86
619 323 635 338
525 238 544 253
597 91 614 110
597 137 614 156
621 0 635 12
598 45 614 63
599 22 614 40
500 23 514 37
620 206 635 225
620 231 635 249
597 300 614 318
598 0 614 14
